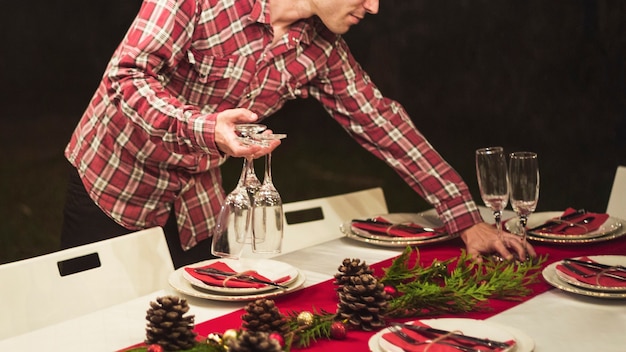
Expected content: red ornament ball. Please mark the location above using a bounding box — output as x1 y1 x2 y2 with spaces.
269 332 284 347
384 285 397 297
330 321 347 340
147 344 163 352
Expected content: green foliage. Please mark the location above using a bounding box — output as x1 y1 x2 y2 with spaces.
381 247 547 318
283 309 335 351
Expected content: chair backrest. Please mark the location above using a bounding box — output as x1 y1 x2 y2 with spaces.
0 227 173 340
241 187 388 257
606 165 626 219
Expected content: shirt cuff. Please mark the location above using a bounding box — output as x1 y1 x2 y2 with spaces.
184 110 220 155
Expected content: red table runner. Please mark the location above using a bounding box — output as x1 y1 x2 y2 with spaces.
194 236 626 351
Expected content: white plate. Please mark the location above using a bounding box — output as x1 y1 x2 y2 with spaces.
341 213 457 248
182 258 299 295
554 255 626 292
169 267 306 301
369 318 532 352
506 212 626 244
542 260 626 299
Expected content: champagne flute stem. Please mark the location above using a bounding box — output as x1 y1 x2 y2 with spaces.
518 214 529 256
493 210 503 240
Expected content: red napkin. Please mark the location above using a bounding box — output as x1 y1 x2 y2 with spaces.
351 217 445 238
184 261 290 289
534 208 610 235
556 256 626 288
381 322 515 352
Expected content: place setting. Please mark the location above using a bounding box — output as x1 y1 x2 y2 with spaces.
368 318 534 352
542 255 626 299
505 208 626 244
340 212 455 247
169 124 306 301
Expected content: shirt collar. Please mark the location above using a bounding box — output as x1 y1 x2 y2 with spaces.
248 0 315 46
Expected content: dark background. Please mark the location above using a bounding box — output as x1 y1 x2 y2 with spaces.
1 1 625 263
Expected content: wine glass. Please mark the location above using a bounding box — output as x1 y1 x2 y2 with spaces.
252 152 284 254
210 158 253 259
508 151 540 257
211 123 267 257
475 147 509 243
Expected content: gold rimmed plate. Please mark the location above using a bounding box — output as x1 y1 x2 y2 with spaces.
341 212 457 248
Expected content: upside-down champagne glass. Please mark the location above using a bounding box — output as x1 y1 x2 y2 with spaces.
210 158 253 259
508 151 539 258
210 124 267 258
475 147 510 243
252 152 284 254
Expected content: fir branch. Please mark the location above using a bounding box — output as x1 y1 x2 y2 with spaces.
382 247 547 318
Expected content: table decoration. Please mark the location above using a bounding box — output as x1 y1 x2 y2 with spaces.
124 248 545 352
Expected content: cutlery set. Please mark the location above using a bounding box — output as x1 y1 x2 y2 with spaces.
387 323 510 352
561 260 626 282
193 267 289 289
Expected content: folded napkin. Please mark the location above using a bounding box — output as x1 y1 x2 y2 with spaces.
381 322 515 352
556 256 626 288
533 208 609 235
184 261 290 289
351 217 445 238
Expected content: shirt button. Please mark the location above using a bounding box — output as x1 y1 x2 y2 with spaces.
246 93 252 99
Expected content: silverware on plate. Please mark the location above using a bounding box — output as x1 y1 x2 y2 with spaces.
400 323 510 349
561 261 626 282
387 324 483 352
193 268 289 289
527 209 586 232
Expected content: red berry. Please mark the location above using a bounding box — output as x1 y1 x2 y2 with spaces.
330 321 347 340
147 344 163 352
269 332 284 347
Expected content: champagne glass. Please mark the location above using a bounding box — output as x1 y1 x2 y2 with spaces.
252 152 284 254
475 147 509 242
210 158 253 259
509 151 540 256
210 123 266 257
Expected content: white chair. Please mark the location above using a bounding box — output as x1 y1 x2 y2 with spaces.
0 227 174 340
606 165 626 219
241 187 388 257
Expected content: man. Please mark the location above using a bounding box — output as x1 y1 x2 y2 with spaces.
62 0 535 268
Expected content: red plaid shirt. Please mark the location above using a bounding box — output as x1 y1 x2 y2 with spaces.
65 0 482 250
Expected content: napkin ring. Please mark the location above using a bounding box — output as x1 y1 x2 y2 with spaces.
222 270 256 287
384 222 413 235
422 329 463 352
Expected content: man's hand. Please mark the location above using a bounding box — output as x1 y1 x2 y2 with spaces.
214 108 281 158
459 222 537 262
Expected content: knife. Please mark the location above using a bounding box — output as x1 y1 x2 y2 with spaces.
351 219 441 234
527 209 586 232
561 262 626 282
193 268 289 289
400 323 511 349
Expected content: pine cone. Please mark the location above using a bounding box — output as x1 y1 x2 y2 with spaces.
241 299 290 335
227 330 282 352
145 295 196 351
334 258 374 291
335 273 390 331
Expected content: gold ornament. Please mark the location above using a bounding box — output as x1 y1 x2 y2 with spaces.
296 311 314 326
223 328 239 343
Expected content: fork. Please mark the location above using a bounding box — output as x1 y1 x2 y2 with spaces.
387 325 484 352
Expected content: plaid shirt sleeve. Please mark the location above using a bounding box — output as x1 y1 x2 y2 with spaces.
310 36 483 234
106 0 220 156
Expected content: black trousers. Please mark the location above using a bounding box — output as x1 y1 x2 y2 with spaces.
60 165 215 269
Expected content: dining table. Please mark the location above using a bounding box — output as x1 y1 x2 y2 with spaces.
1 207 625 351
